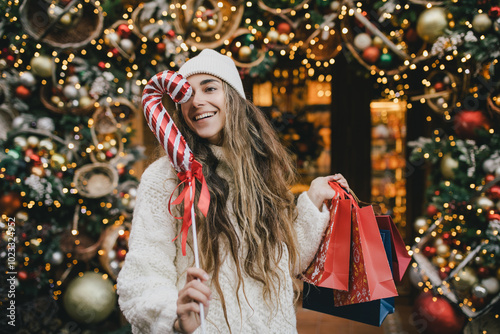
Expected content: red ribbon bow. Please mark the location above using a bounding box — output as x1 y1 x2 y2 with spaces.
169 160 210 256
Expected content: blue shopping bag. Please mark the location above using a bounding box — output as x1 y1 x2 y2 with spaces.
302 230 395 326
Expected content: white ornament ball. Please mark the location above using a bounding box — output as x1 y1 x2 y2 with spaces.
483 158 499 174
104 32 120 46
414 217 428 232
12 116 29 129
30 55 54 78
48 6 64 21
434 237 444 246
37 117 55 132
481 277 500 295
353 33 372 51
119 38 135 54
51 251 64 265
108 249 116 260
63 272 116 324
63 85 79 100
416 7 448 43
20 72 36 87
13 136 28 149
440 153 458 179
267 30 279 43
476 196 495 210
66 75 80 85
472 13 492 33
330 1 340 12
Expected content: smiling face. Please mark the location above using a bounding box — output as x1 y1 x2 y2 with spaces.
180 74 226 145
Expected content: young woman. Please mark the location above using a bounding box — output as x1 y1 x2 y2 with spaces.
117 49 349 334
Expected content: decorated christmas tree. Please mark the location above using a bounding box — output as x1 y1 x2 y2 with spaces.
1 0 500 333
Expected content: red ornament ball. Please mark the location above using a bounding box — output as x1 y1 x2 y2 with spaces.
116 248 127 261
434 82 445 91
6 54 15 65
116 24 131 38
362 46 381 64
489 6 500 18
422 245 437 257
453 110 490 138
166 29 176 39
426 204 439 217
156 42 166 53
277 22 291 35
441 232 452 244
0 192 22 216
487 185 500 200
405 28 419 43
488 212 500 221
15 85 31 99
412 292 466 334
485 174 496 183
110 48 120 58
477 266 490 278
438 266 451 280
98 61 106 70
18 271 28 281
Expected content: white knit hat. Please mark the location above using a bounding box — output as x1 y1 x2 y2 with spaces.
179 49 246 99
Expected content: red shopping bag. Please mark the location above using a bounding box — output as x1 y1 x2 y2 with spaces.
376 215 412 282
302 182 353 291
333 202 398 306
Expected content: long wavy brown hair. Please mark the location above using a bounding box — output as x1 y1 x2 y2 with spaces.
172 81 300 330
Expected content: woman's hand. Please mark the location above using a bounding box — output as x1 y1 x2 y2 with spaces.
307 174 349 210
174 268 211 334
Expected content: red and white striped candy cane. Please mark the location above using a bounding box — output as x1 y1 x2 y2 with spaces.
142 70 193 173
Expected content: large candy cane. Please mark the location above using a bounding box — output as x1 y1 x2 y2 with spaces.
142 70 209 333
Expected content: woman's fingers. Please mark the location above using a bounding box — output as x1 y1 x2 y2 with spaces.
178 280 211 308
331 173 349 190
186 267 210 283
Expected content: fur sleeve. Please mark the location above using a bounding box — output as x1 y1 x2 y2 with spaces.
293 192 330 275
117 157 181 334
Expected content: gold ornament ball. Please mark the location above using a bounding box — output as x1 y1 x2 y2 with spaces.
416 7 448 43
27 135 40 148
453 267 479 291
436 244 450 258
279 33 289 44
238 46 252 61
50 153 66 169
63 272 116 324
39 138 55 152
267 30 279 43
197 21 208 32
30 55 54 78
494 94 500 107
434 237 444 246
440 153 458 179
31 165 45 177
432 255 448 268
60 13 72 26
472 13 492 33
207 19 217 30
80 96 94 108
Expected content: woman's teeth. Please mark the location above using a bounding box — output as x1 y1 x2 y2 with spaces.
194 112 215 121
